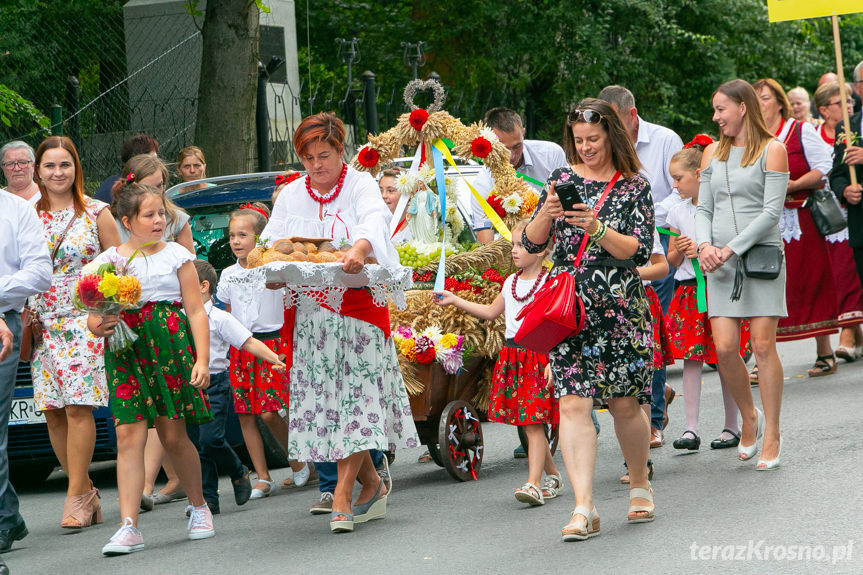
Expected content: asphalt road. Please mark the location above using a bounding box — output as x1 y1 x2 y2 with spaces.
2 336 862 575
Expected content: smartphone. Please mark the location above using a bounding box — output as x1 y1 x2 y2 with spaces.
555 180 584 212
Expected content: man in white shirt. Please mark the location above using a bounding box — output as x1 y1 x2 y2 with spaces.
471 108 567 244
598 85 684 447
0 141 41 206
0 190 51 553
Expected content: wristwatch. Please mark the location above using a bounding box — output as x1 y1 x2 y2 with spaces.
0 311 6 321
696 243 710 256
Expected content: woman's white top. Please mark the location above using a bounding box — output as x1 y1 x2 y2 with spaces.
641 228 666 287
217 262 285 332
261 166 398 266
502 272 548 339
666 199 697 281
94 242 194 304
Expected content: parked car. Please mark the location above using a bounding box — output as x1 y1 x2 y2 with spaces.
8 362 117 484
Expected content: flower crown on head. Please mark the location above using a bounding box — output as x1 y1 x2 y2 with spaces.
684 134 714 149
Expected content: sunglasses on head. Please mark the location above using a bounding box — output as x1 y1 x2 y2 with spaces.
568 108 605 124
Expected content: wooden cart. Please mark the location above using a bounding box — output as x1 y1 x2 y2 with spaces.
408 357 493 482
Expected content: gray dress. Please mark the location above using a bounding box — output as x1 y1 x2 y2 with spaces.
695 144 789 318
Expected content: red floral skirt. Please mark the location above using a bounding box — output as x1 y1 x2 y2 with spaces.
826 238 863 327
778 210 839 341
229 335 290 415
488 344 558 426
107 301 211 427
666 286 752 362
645 286 673 369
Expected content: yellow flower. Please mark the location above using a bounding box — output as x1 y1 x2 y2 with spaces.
520 192 539 216
440 333 458 349
117 275 141 305
399 338 417 361
97 273 120 298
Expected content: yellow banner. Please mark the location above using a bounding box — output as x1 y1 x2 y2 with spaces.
431 139 512 242
767 0 860 22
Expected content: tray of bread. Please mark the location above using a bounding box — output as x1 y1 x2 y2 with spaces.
246 237 381 266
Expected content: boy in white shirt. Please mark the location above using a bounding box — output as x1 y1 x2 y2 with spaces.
189 260 286 514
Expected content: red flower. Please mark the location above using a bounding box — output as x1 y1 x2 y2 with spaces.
486 194 506 218
164 374 181 389
409 109 429 131
482 268 505 286
77 275 103 308
265 399 281 412
166 313 179 335
124 312 142 329
357 146 379 168
135 414 144 421
471 137 493 158
412 270 434 283
415 346 436 364
115 383 134 400
274 172 302 186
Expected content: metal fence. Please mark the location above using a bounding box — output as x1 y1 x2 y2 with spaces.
2 2 513 193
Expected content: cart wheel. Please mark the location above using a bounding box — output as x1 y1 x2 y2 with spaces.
438 400 484 481
517 423 560 456
427 444 445 468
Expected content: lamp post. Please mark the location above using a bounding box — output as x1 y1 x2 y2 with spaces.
401 41 427 80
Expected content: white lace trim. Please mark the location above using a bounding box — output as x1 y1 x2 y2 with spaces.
825 207 850 243
221 262 413 314
779 207 802 243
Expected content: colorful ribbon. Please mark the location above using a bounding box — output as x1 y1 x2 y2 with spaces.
431 139 511 242
657 227 707 313
431 142 448 292
515 171 544 187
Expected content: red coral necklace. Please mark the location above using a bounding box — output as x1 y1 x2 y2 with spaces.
512 267 547 302
306 163 348 204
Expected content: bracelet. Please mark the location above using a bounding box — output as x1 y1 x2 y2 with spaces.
590 221 607 242
588 220 605 238
696 243 710 256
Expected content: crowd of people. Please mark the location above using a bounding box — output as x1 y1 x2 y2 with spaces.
1 61 863 568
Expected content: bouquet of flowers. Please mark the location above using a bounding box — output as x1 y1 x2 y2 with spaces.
73 254 142 353
393 325 469 374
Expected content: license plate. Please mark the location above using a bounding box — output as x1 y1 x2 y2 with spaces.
8 398 46 425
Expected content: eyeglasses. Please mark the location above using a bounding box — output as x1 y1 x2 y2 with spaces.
827 100 852 107
568 109 606 124
1 160 33 169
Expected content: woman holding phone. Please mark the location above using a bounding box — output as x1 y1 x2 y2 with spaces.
523 98 656 541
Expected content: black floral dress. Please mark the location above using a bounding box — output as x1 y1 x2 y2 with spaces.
522 168 655 404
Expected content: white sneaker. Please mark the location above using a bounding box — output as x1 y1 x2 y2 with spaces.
293 464 311 487
186 504 215 540
102 517 145 555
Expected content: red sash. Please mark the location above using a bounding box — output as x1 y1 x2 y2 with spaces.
322 288 392 339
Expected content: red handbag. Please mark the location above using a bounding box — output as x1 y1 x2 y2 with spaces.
513 171 621 354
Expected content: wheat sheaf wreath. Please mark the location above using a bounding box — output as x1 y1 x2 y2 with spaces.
351 78 536 227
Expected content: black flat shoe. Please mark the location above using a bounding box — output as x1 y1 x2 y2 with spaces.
672 431 701 451
710 429 741 449
0 519 28 553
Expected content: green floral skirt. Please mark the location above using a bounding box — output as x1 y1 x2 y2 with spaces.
105 300 211 427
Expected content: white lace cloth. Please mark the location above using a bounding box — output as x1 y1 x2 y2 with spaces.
825 207 850 244
221 262 413 314
779 207 802 243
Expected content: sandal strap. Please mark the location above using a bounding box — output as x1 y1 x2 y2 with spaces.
721 428 740 439
680 430 698 439
629 487 653 502
572 505 594 520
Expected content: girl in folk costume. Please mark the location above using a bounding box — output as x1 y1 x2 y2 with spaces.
88 184 214 554
813 82 863 361
753 79 837 379
435 221 562 506
665 137 749 452
216 204 310 499
261 113 418 533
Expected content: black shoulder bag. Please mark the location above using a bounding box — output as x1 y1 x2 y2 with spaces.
726 162 783 301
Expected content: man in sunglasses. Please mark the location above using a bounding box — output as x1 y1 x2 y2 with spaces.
471 107 566 244
598 85 683 448
0 141 40 205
